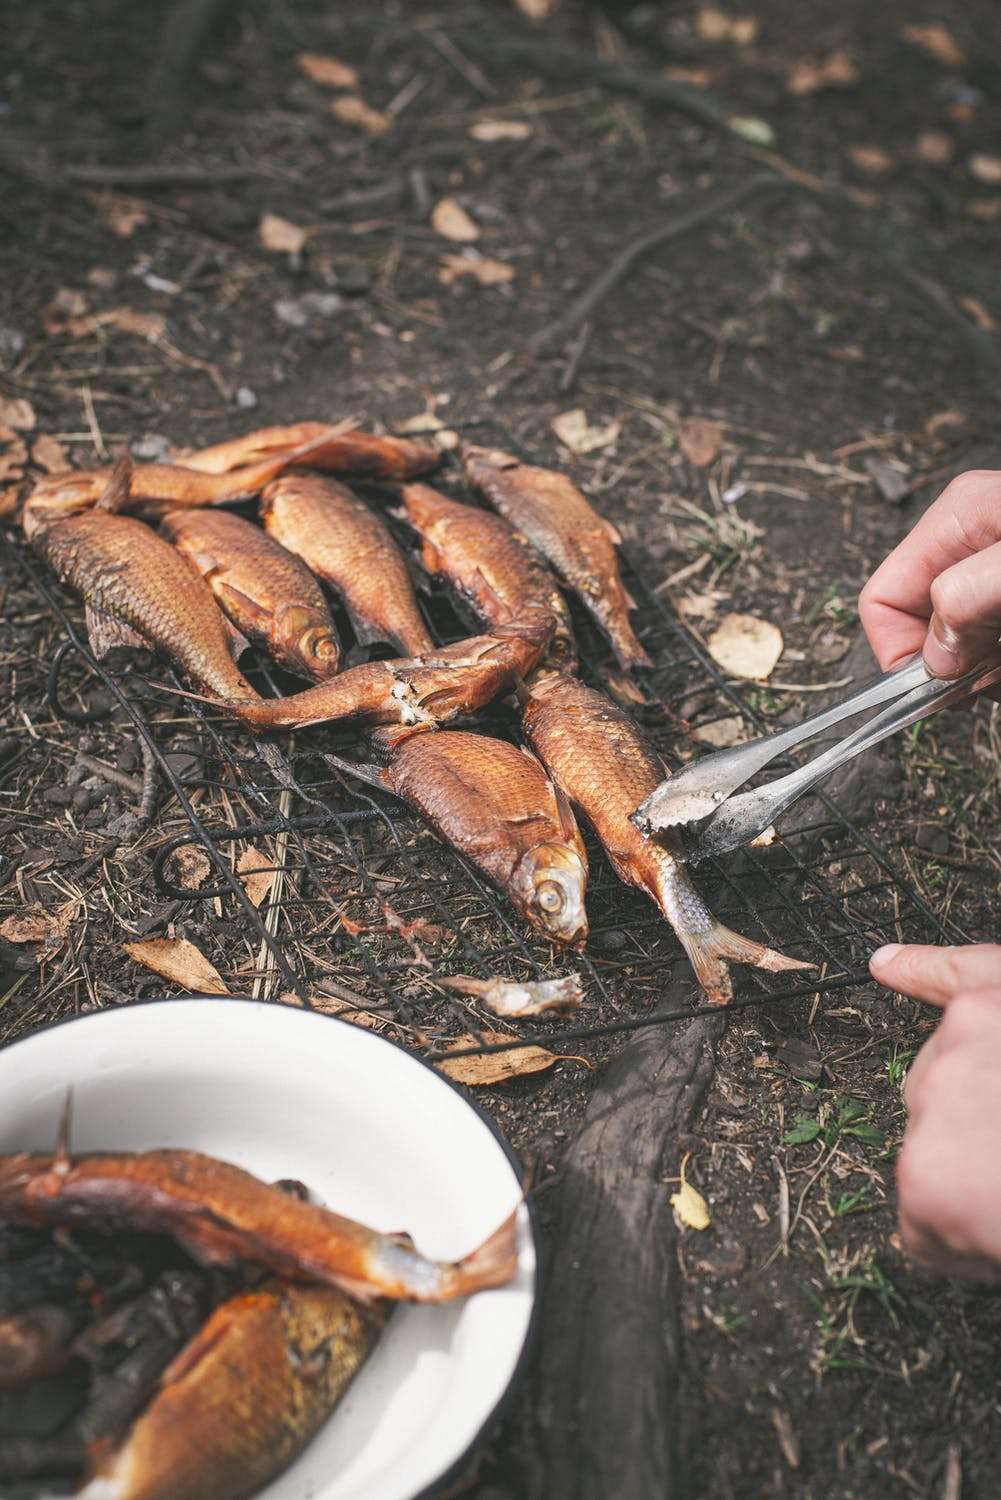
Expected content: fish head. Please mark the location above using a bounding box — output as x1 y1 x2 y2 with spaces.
513 842 589 947
276 605 341 680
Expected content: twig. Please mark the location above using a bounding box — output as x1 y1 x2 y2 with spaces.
138 735 159 825
559 319 593 394
62 163 265 187
75 752 144 798
529 175 796 355
899 265 1001 389
426 31 496 96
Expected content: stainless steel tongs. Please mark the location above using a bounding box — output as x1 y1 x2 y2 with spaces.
632 653 1001 863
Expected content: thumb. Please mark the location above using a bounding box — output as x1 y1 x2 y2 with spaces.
923 540 1001 678
870 943 1001 1005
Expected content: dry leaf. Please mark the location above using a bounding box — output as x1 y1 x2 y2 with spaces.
512 0 556 18
31 435 70 474
122 937 229 995
0 397 35 432
849 145 894 175
551 408 621 455
694 715 744 748
915 130 953 165
695 8 757 44
436 973 583 1018
398 412 460 451
902 23 965 69
438 253 514 287
959 295 997 333
236 844 275 908
330 96 390 136
437 1029 557 1084
469 119 533 142
96 194 148 238
678 416 723 467
787 49 858 96
167 845 211 891
259 213 308 256
0 903 74 950
967 198 1001 222
56 307 167 342
969 153 1001 186
301 993 385 1029
431 197 480 243
676 588 727 621
296 52 359 90
707 612 783 680
671 1178 712 1231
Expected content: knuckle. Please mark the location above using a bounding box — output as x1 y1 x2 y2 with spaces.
929 570 967 624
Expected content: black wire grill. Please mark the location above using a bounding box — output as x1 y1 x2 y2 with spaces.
9 417 967 1058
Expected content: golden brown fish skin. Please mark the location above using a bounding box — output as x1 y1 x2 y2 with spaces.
183 421 441 480
79 1283 386 1500
521 674 813 1002
31 512 260 705
196 612 554 731
262 473 434 656
396 482 578 670
385 729 589 947
159 509 341 681
0 1149 517 1304
462 443 652 672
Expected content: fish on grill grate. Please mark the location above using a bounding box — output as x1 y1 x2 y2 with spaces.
180 420 441 481
261 472 434 656
160 508 342 682
521 673 814 1003
462 443 652 673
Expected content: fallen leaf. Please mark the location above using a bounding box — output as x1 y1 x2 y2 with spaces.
55 307 167 343
959 295 997 333
707 612 783 679
296 52 359 90
167 845 211 891
694 714 744 747
902 22 965 69
676 588 727 621
236 844 275 908
677 416 723 467
438 253 514 286
437 1029 557 1084
259 213 308 256
469 119 533 142
967 198 1001 222
969 153 1001 186
512 0 556 18
671 1178 712 1231
864 453 911 502
95 193 148 238
0 397 35 431
849 145 894 175
915 130 953 165
122 937 229 995
0 903 75 950
787 49 858 96
46 288 89 329
551 408 621 455
31 435 69 474
398 412 460 451
330 96 390 136
431 197 480 243
695 7 758 44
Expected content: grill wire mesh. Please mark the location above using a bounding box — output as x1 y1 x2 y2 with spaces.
10 417 967 1057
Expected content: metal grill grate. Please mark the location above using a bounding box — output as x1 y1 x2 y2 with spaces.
10 419 967 1056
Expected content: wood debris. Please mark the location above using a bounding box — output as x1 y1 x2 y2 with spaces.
166 845 212 891
902 23 965 69
439 253 514 287
431 197 480 243
95 193 149 238
969 154 1001 186
677 416 722 467
694 715 744 748
695 7 758 45
259 213 308 256
0 902 76 954
0 397 35 431
551 408 621 455
31 435 70 474
122 937 229 995
436 973 583 1018
786 49 858 96
849 145 894 175
468 119 533 142
296 52 359 90
915 131 953 165
330 96 390 136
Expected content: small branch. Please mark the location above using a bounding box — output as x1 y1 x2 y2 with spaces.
62 163 265 187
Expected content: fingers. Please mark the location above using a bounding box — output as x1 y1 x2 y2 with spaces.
922 538 1001 678
869 943 1001 1004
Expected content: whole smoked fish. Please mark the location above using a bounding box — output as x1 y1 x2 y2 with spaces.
0 1147 517 1304
182 419 440 480
79 1282 386 1500
186 613 554 732
395 482 577 669
462 443 651 672
160 509 341 681
262 473 433 656
521 674 812 1002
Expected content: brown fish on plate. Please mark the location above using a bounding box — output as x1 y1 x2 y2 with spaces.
349 729 589 947
79 1282 386 1500
159 509 341 682
181 419 441 481
27 468 260 706
0 1146 517 1304
262 473 433 656
394 482 578 670
521 674 814 1003
182 612 554 732
462 443 652 672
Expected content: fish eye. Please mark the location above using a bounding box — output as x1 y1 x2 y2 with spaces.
537 881 564 914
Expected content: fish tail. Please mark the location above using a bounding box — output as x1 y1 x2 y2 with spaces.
154 681 272 726
707 923 817 976
677 921 815 1006
449 1209 519 1298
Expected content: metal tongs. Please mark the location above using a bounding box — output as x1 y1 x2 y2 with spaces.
632 653 1001 863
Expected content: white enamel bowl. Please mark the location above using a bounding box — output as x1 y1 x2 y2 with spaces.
0 998 538 1500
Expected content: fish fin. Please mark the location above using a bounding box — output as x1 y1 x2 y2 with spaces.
94 456 133 514
419 537 444 576
85 604 150 659
222 616 252 663
318 746 393 792
54 1089 74 1172
553 784 582 845
678 921 815 1006
451 1208 519 1297
708 923 816 976
601 515 623 545
285 417 360 468
214 581 271 629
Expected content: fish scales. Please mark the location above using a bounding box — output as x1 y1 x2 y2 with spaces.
182 421 440 480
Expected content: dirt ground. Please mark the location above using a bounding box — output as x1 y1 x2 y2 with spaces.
2 1 1001 1497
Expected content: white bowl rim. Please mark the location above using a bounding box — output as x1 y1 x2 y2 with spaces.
0 992 544 1500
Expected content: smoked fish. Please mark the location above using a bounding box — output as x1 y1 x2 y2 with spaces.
79 1282 386 1500
521 674 813 1002
462 443 652 672
0 1147 518 1305
160 509 341 681
261 473 433 655
395 482 577 669
182 419 440 480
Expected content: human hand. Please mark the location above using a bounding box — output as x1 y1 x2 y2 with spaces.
870 941 1001 1280
859 470 1001 700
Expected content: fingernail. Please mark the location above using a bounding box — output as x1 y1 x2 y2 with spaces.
923 617 963 679
870 943 902 973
